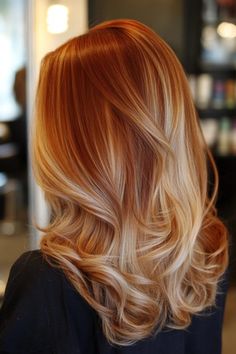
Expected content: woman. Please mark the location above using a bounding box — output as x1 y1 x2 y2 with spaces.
0 19 229 354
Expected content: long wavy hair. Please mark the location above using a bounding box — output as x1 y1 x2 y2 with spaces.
31 19 228 347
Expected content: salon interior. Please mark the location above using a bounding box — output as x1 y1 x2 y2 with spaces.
0 0 235 352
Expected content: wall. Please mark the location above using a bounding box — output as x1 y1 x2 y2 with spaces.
89 0 184 61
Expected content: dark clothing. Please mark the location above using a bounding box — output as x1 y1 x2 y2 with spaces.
0 250 228 354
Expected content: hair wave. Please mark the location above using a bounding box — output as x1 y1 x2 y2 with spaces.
31 19 228 347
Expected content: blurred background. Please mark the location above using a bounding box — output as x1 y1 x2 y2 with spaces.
0 1 235 353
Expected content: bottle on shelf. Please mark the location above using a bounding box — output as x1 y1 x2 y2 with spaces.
225 79 236 109
217 116 231 155
212 79 225 109
196 74 213 109
200 118 218 148
230 118 236 155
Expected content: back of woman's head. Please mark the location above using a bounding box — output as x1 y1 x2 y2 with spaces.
32 19 228 347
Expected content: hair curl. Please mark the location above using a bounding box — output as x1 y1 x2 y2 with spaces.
31 19 228 347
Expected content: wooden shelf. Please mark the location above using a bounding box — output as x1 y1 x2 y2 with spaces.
214 154 236 160
198 108 236 118
199 62 236 75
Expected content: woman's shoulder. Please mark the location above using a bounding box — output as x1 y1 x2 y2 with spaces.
0 250 63 352
7 249 82 298
11 248 56 272
0 249 65 310
0 249 95 353
6 249 62 291
10 249 58 276
6 249 95 312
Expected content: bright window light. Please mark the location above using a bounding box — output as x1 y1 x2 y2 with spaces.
217 22 236 39
47 4 69 34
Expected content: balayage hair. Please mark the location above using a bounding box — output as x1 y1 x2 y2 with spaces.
31 19 228 347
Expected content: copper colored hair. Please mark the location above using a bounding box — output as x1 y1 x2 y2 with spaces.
31 19 228 346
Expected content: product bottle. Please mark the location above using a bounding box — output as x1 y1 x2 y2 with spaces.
212 80 225 109
217 117 231 156
230 119 236 155
196 74 213 109
225 79 235 109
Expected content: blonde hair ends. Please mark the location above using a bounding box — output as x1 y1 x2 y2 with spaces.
31 19 228 346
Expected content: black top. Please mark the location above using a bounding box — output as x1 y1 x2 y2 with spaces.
0 250 228 354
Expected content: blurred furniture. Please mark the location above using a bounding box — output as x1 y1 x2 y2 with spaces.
0 118 27 235
0 279 5 305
